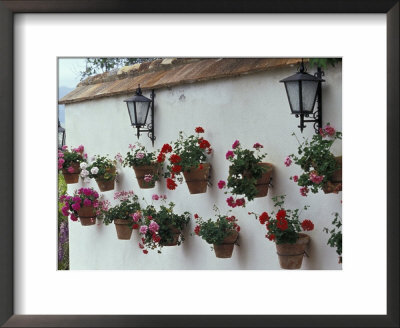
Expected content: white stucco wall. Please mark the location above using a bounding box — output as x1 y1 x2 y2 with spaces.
65 62 342 270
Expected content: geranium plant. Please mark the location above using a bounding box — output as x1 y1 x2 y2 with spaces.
98 190 141 225
163 127 212 191
287 123 342 196
138 200 190 254
58 145 87 171
60 187 99 224
193 206 240 248
123 143 158 168
249 195 314 244
81 155 117 182
323 212 342 263
123 143 162 188
220 141 272 207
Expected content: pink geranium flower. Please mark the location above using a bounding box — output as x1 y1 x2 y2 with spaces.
225 151 234 160
253 143 263 149
232 140 240 149
83 199 92 207
300 186 309 197
139 225 148 234
217 180 226 189
67 166 75 173
284 156 292 167
309 172 324 184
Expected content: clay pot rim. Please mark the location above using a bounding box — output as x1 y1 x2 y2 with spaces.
114 219 133 225
132 163 160 169
184 163 211 171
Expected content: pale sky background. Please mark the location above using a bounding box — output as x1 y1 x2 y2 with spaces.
58 58 87 88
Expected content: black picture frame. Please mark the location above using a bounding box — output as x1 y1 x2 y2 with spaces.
0 1 398 327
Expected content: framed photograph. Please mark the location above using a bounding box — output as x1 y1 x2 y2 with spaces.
0 1 398 327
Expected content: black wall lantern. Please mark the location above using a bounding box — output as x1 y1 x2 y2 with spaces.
124 84 156 146
280 60 325 134
58 120 66 150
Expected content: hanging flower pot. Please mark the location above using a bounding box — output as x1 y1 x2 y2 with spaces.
114 219 133 240
163 127 213 193
194 210 241 258
243 162 274 198
58 145 87 184
62 162 81 184
122 143 162 189
137 203 191 254
77 206 97 226
132 163 160 189
276 233 310 269
322 156 342 194
225 141 272 204
213 230 239 258
287 124 342 196
161 226 181 246
183 163 211 194
250 196 315 270
95 167 116 192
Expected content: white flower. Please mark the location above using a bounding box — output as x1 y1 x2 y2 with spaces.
90 167 99 175
80 169 89 177
80 162 87 169
83 177 91 183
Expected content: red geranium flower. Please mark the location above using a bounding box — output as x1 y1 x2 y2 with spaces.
198 139 211 149
170 154 181 164
194 214 199 219
157 153 165 163
171 165 182 173
132 224 139 229
195 127 204 133
235 198 245 207
166 178 178 190
301 219 314 231
276 209 286 220
266 234 275 241
259 212 269 225
277 217 289 231
143 250 148 254
236 225 241 232
207 148 213 154
194 225 201 235
152 234 161 243
198 164 203 170
161 143 172 153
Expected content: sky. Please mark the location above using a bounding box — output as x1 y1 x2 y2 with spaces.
58 58 87 88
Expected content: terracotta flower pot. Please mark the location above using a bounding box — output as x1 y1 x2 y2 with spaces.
323 156 342 194
62 162 81 184
182 163 210 194
114 219 133 240
95 167 116 192
77 206 97 226
213 230 239 258
132 164 160 189
243 162 273 198
275 233 310 269
161 226 181 246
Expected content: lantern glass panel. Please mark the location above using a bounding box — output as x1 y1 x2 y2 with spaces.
285 81 301 114
301 80 319 114
126 101 137 125
135 101 150 126
58 131 64 148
